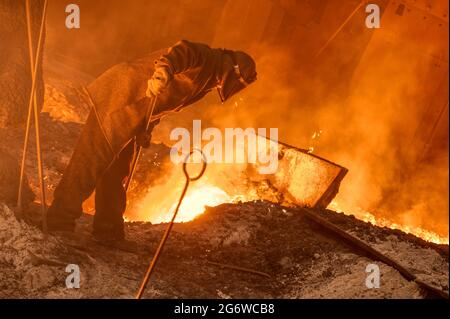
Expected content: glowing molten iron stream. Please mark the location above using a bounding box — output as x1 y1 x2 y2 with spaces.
152 185 233 224
136 183 448 245
170 185 231 223
329 201 448 245
132 136 447 245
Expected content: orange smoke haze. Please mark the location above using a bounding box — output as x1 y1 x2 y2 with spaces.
45 0 448 241
152 2 449 240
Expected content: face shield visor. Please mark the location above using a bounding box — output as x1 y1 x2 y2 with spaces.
217 52 257 103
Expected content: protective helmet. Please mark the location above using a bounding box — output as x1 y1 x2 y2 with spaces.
217 50 257 102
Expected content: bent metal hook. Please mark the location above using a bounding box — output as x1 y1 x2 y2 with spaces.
136 149 207 299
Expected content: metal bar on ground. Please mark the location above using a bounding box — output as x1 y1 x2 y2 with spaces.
206 261 272 279
297 207 449 299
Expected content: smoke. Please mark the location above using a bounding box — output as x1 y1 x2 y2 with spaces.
154 38 448 238
44 0 448 238
45 0 225 76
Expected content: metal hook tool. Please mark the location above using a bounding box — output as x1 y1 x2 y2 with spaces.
136 149 207 299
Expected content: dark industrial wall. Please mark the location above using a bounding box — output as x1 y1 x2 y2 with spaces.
45 0 385 84
45 0 226 76
0 0 45 128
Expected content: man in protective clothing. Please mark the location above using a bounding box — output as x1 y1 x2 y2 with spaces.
46 40 257 245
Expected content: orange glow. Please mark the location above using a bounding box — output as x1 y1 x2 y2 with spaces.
133 173 448 244
135 182 242 224
129 143 447 245
329 201 449 245
162 185 231 223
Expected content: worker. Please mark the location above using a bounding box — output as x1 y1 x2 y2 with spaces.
46 40 257 247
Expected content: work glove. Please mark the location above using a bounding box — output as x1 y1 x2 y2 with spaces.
135 119 159 148
135 130 152 148
146 66 172 97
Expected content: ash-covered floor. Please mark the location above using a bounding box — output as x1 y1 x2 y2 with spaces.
0 200 448 299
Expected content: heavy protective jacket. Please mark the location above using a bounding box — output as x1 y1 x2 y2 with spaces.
47 40 256 235
86 40 224 154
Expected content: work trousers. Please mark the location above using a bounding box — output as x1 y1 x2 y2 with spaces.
47 111 138 240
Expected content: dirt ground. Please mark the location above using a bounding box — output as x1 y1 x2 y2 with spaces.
0 200 448 299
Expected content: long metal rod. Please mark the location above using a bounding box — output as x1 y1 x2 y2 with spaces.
135 176 189 299
136 151 207 299
206 261 272 279
125 96 158 192
18 0 37 211
315 0 365 58
18 0 48 232
298 207 449 299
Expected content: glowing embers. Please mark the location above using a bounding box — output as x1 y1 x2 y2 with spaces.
157 184 231 223
329 201 449 245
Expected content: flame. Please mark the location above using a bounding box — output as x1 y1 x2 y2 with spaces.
329 201 449 245
132 181 448 244
170 185 231 223
128 149 447 245
308 129 323 153
152 185 233 223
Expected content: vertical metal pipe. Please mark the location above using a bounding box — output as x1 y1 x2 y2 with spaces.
18 0 49 232
315 0 365 58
